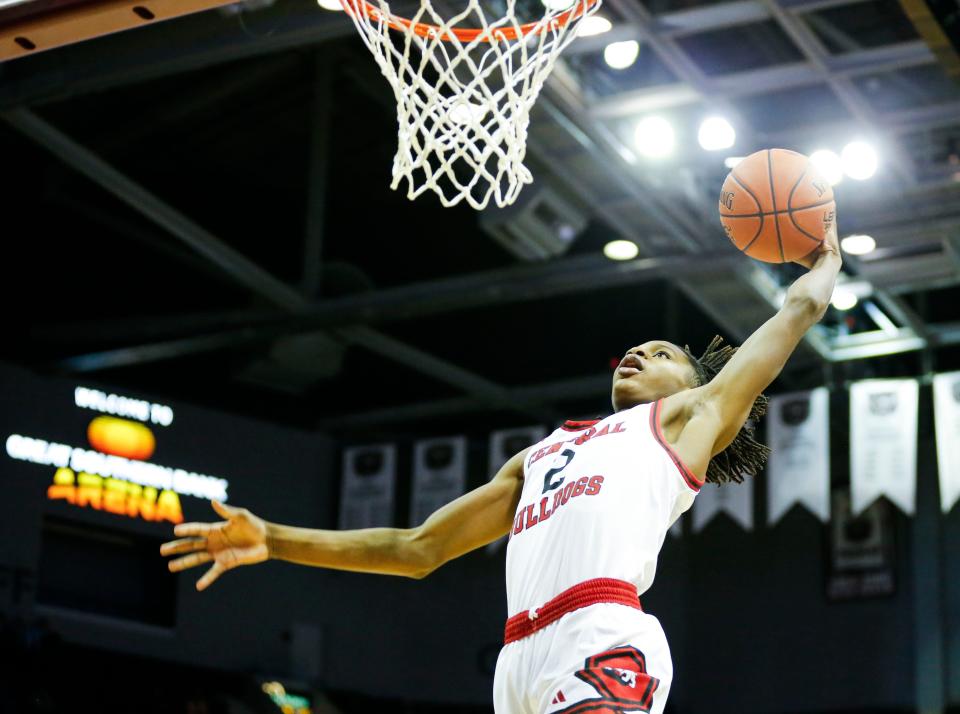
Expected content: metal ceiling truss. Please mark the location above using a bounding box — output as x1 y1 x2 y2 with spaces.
2 107 559 423
325 319 960 429
37 249 745 369
3 0 956 399
589 41 934 118
532 0 838 366
551 0 960 361
567 0 882 55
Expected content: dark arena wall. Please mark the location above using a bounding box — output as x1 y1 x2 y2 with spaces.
2 361 959 712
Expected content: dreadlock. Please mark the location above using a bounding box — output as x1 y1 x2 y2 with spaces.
681 335 772 486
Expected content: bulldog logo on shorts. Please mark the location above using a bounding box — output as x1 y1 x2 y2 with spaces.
556 645 659 713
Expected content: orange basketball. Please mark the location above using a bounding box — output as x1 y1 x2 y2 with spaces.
718 148 836 264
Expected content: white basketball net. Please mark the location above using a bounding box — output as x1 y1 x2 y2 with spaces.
341 0 599 209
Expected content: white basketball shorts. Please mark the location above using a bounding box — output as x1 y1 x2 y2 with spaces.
493 603 673 714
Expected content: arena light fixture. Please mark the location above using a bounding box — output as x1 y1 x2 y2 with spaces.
541 0 576 11
697 117 735 151
604 239 639 260
841 140 878 180
809 149 843 186
603 40 639 69
317 0 344 11
634 116 674 159
724 156 745 169
830 286 858 311
577 14 612 36
840 234 876 256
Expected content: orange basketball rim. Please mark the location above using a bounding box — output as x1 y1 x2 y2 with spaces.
340 0 600 43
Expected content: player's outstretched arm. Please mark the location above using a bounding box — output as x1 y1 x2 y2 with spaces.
161 450 526 591
691 222 842 453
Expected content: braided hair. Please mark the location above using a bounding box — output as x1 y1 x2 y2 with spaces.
681 335 772 486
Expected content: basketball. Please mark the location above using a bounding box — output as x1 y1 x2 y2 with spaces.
719 148 836 264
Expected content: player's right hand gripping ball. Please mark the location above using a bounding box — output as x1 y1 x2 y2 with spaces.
719 148 835 264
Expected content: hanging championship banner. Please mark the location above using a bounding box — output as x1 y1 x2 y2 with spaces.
488 426 547 478
850 379 919 515
339 444 396 530
933 371 960 513
486 426 547 554
411 436 467 527
826 490 895 601
692 478 753 532
767 388 830 524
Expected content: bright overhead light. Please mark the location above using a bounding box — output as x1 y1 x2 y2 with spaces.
841 234 876 256
810 149 843 186
842 140 878 180
697 116 736 151
634 116 674 158
831 287 858 311
317 0 343 10
604 239 639 261
724 156 745 169
603 40 639 69
542 0 576 10
577 15 612 36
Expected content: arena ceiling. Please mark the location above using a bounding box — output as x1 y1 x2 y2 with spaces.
2 0 960 434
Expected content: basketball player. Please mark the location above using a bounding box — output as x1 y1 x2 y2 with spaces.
162 222 842 714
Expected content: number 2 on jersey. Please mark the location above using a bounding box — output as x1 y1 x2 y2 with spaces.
542 449 575 494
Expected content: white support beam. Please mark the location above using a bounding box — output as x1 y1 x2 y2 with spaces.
828 328 926 361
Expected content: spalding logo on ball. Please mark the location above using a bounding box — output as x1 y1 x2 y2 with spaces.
719 148 835 264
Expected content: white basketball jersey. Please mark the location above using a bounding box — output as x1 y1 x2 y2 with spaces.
504 399 703 614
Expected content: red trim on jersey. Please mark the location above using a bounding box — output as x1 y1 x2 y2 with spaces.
560 418 602 432
503 578 641 644
650 399 704 492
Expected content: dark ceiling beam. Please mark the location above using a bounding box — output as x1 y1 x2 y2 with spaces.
320 374 615 431
3 107 306 310
328 320 960 429
302 50 331 298
3 106 557 422
31 308 272 344
0 0 354 109
41 250 741 367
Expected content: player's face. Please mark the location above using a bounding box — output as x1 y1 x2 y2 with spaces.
610 341 697 411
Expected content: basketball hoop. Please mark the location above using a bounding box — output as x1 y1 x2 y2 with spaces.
341 0 600 209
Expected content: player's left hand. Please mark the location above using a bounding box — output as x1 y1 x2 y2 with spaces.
160 500 269 591
792 213 840 270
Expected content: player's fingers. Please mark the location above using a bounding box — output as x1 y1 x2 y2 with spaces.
210 500 239 520
160 538 206 556
174 522 218 537
196 561 225 591
168 551 213 573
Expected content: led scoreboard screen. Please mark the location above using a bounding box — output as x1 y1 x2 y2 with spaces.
6 381 228 525
0 362 323 628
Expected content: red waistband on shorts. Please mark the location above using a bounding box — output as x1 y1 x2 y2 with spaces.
503 578 641 645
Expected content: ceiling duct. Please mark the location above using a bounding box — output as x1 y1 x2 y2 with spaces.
479 184 588 261
236 332 344 394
